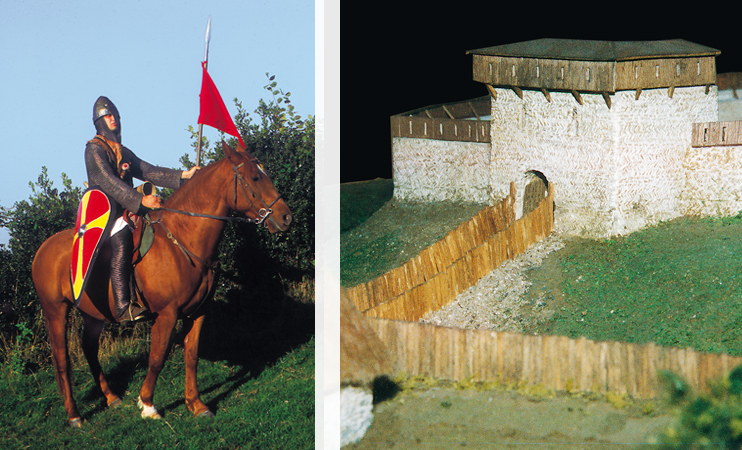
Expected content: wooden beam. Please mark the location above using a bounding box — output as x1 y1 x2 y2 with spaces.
467 101 481 121
635 88 642 100
602 92 611 109
571 90 583 105
486 84 497 100
424 109 433 118
541 88 552 103
512 86 523 99
442 104 455 119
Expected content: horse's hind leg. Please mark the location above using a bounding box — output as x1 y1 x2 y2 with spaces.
43 301 83 427
81 313 122 408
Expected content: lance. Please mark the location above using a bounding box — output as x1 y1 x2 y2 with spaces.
196 15 211 167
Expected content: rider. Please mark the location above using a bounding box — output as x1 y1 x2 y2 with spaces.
86 96 199 322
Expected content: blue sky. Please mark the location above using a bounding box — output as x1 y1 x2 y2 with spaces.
0 0 316 244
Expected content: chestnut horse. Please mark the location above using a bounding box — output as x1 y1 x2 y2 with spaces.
32 142 292 427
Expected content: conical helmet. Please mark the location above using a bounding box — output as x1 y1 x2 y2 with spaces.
93 96 120 123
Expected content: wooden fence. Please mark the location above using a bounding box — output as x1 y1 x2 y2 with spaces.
368 318 742 399
345 182 554 321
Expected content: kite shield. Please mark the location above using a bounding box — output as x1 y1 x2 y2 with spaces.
70 187 115 306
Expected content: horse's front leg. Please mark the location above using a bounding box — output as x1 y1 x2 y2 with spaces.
43 302 82 427
137 310 177 419
183 314 213 417
81 313 122 408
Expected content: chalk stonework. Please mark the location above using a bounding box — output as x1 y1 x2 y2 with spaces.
392 138 490 203
489 86 718 237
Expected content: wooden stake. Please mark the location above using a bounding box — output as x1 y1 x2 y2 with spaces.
571 90 583 105
602 92 611 109
541 88 552 103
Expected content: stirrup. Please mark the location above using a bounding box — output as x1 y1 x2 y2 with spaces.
116 301 150 323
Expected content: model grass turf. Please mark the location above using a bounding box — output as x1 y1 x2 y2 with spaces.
341 180 742 357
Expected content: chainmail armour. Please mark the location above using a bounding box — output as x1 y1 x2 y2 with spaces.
85 104 183 315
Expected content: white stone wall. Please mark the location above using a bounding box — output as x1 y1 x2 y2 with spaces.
389 86 742 237
681 144 742 216
719 89 742 121
490 89 616 236
392 138 490 203
489 86 718 237
612 87 718 234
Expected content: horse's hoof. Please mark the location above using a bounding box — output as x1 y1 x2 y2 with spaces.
196 409 215 419
68 417 84 428
108 398 123 408
137 396 162 420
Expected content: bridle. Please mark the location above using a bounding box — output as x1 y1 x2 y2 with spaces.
229 159 283 225
156 158 282 225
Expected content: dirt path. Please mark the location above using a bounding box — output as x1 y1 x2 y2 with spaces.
347 385 675 449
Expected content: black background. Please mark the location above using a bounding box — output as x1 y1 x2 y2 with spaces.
340 3 740 183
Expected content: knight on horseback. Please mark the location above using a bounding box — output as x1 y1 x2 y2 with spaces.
85 96 199 322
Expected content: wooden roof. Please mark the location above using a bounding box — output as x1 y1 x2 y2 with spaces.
467 38 721 62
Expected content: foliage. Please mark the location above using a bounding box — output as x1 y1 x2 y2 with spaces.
655 366 742 449
183 73 315 297
0 168 82 340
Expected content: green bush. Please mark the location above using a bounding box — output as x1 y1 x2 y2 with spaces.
0 169 82 340
182 73 315 299
656 366 742 448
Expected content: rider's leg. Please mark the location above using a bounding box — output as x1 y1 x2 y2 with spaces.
110 227 147 321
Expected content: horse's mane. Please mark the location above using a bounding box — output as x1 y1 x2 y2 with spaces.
162 150 256 211
163 156 228 211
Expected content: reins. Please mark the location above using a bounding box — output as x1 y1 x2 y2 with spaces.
153 160 282 225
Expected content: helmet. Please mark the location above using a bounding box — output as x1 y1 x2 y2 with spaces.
93 96 120 123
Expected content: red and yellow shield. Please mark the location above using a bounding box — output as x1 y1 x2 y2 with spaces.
70 188 114 304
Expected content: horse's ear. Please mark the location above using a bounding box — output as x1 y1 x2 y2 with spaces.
236 140 246 153
221 140 236 160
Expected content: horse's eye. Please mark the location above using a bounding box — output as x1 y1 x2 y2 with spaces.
252 175 260 182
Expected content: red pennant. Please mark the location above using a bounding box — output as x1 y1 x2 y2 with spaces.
198 62 245 148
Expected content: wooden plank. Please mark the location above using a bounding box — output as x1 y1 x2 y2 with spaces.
692 121 742 147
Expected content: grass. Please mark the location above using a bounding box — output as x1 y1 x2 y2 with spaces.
525 215 742 356
0 284 315 449
340 178 485 287
340 178 394 234
0 337 314 449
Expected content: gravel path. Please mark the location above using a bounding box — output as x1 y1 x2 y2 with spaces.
420 233 566 332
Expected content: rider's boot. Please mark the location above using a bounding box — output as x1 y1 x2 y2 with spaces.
111 228 149 322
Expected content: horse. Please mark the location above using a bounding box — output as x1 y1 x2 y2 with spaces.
31 141 292 427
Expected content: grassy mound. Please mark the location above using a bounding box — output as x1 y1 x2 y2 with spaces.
340 179 485 287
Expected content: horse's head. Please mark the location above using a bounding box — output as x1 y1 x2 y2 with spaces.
221 141 293 233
